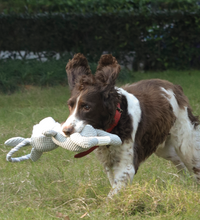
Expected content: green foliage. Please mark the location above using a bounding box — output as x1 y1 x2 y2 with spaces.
0 59 68 93
1 1 200 70
0 0 199 14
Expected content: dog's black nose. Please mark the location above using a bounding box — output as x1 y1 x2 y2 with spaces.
62 125 74 136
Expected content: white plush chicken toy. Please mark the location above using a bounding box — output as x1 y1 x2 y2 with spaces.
5 117 122 162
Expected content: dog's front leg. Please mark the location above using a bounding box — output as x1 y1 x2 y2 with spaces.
107 163 135 198
106 142 135 198
95 142 135 198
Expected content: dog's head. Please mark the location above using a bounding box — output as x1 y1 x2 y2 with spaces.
62 53 121 136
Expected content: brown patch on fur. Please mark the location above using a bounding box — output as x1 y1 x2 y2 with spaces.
66 53 92 91
96 54 121 77
95 54 121 99
123 79 199 172
122 80 177 172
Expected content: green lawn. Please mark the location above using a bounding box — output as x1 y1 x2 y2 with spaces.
1 70 200 219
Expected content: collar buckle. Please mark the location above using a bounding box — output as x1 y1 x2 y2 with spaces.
117 106 123 113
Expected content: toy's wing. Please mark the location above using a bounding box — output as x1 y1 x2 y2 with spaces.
71 129 122 148
96 129 122 146
5 137 26 147
70 134 99 148
68 124 99 149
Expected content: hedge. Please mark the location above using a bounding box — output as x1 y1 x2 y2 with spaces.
1 0 199 14
1 0 200 70
1 9 200 70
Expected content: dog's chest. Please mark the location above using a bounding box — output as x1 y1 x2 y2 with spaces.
94 141 134 169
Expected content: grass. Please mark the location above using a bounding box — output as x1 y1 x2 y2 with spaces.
1 70 200 219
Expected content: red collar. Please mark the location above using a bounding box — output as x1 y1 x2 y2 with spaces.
74 103 122 158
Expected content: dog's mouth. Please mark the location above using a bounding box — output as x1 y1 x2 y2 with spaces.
62 125 74 136
61 121 86 137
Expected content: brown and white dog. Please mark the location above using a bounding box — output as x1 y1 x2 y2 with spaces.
62 53 200 198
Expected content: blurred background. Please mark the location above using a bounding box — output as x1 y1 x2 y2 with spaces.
0 0 200 93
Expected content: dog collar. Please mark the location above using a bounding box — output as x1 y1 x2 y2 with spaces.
74 103 123 158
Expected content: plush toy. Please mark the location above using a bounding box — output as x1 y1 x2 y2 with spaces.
5 117 122 162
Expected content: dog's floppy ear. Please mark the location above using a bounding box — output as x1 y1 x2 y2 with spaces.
95 54 121 96
66 53 92 90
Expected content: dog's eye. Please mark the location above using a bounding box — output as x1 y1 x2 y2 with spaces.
83 105 90 111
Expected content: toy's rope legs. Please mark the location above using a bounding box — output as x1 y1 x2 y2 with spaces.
6 138 31 162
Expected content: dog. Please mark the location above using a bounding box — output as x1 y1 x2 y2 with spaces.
62 53 200 198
